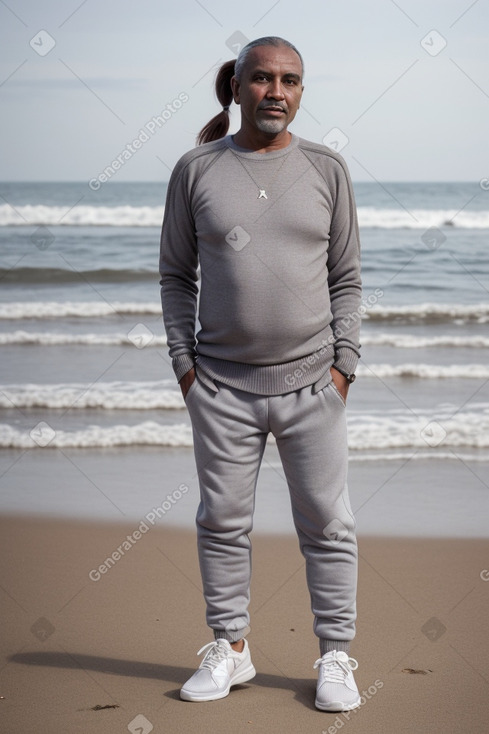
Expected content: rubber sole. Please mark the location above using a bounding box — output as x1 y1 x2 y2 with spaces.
315 696 361 712
180 664 256 702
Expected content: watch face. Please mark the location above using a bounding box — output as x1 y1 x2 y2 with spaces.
348 374 356 384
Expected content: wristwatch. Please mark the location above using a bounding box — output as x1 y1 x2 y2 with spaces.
334 367 356 384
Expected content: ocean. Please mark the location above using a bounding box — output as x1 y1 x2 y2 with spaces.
1 180 488 534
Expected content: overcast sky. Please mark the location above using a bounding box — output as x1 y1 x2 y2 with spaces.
1 0 488 182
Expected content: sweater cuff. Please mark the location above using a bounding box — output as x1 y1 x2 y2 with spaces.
172 353 196 382
333 347 359 376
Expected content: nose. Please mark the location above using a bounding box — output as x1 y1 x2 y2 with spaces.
266 77 285 100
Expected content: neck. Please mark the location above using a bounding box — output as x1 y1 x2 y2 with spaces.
232 128 292 153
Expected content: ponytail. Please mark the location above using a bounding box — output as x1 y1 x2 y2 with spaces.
196 60 235 145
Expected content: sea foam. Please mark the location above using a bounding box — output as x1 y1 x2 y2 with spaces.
1 330 488 349
1 301 488 323
1 204 488 228
1 406 487 449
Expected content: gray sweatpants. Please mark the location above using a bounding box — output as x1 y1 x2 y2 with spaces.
184 368 358 655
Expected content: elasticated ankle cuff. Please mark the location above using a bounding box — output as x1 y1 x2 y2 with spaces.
320 639 351 655
214 629 246 643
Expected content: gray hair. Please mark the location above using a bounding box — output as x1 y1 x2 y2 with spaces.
234 36 304 81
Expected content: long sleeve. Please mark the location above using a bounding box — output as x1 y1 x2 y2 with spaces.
159 162 199 382
327 161 362 375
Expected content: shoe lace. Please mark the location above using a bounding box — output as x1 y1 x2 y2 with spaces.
313 651 359 683
197 640 229 671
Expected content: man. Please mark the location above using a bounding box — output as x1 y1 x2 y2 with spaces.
159 36 362 712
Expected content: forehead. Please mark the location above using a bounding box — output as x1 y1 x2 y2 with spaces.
242 45 303 78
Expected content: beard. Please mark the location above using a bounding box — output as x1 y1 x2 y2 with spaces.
255 116 288 134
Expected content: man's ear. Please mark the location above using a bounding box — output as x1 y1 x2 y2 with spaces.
230 75 240 104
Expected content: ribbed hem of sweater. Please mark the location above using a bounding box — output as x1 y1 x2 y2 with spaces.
172 345 360 395
196 347 335 395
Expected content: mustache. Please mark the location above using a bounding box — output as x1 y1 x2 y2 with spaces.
257 102 287 112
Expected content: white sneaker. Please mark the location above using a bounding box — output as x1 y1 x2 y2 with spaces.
180 638 256 702
314 650 361 712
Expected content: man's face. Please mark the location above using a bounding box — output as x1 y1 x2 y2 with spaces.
231 45 304 138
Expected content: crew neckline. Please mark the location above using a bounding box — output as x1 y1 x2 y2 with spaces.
226 134 299 160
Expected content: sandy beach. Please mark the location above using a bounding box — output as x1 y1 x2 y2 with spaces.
1 515 488 734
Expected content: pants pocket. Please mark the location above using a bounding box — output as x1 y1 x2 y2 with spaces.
327 380 347 408
183 375 199 403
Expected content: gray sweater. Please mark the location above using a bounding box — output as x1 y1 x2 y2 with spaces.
159 134 361 395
